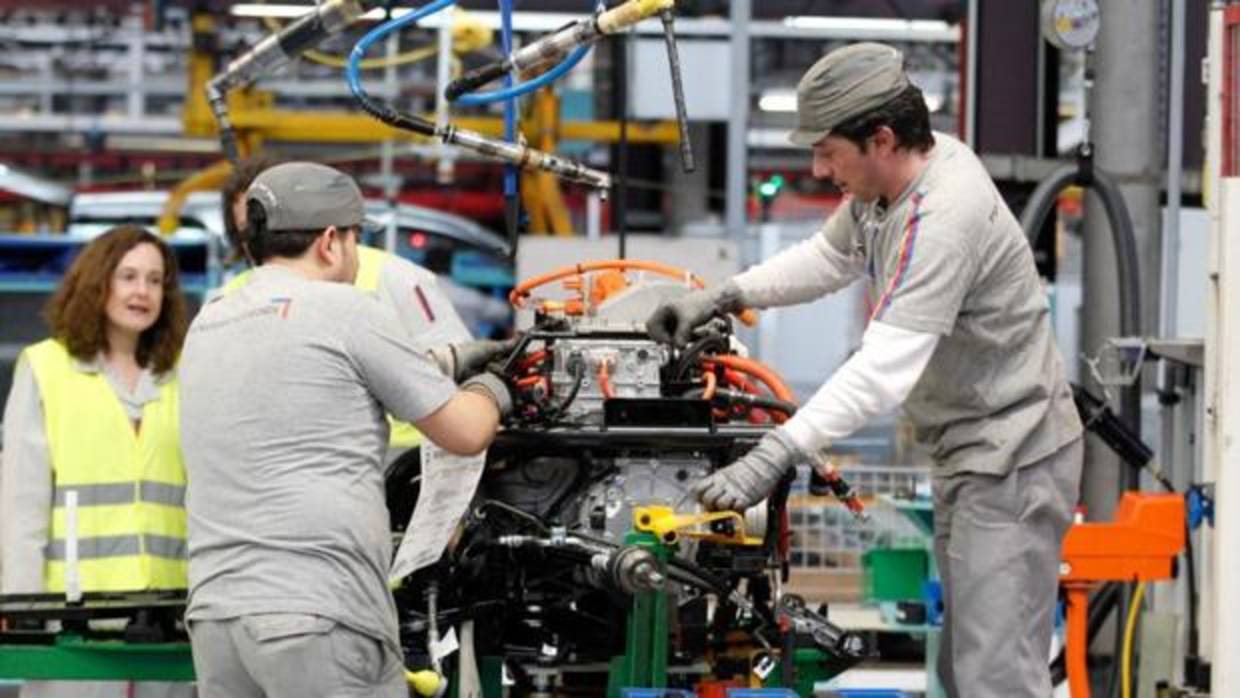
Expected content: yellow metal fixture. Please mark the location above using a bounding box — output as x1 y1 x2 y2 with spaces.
633 505 763 547
157 160 234 235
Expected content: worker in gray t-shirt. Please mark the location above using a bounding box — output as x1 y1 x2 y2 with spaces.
179 162 515 698
646 44 1083 698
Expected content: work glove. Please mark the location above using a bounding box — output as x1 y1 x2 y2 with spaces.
645 280 745 347
692 430 805 511
461 370 516 418
430 337 521 382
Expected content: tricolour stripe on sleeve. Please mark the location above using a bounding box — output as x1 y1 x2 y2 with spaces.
870 191 925 322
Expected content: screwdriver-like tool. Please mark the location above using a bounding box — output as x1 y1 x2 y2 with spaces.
659 8 694 172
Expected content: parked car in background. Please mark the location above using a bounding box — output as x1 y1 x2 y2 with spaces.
66 190 514 336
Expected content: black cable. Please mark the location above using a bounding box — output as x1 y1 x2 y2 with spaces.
682 387 797 419
1183 517 1200 684
1105 588 1127 698
351 78 438 137
671 333 728 381
476 499 550 534
543 358 586 423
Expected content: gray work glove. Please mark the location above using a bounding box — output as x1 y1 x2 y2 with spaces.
645 280 745 347
431 337 520 382
461 371 515 418
691 430 805 511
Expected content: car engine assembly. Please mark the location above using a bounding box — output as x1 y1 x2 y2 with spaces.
387 260 870 696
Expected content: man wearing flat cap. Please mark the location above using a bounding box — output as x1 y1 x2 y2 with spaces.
179 162 517 697
647 43 1082 696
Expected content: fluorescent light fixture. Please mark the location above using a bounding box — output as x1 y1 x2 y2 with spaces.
747 128 800 149
758 89 797 113
229 4 575 30
231 3 407 20
230 4 320 19
782 16 953 34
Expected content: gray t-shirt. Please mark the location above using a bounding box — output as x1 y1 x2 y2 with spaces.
826 133 1081 476
179 265 457 649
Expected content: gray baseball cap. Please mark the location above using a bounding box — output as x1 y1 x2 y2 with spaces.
245 162 375 232
788 42 910 147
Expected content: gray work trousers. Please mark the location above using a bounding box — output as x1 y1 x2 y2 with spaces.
20 682 192 698
933 437 1083 698
187 614 406 698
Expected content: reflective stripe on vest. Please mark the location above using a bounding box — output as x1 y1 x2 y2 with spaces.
24 339 188 592
51 481 186 508
354 245 384 292
45 534 187 561
221 269 251 294
355 247 420 446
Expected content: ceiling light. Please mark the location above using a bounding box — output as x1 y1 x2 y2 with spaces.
758 89 797 113
782 16 953 34
229 4 579 30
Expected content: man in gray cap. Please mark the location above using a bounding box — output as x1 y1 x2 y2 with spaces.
179 162 516 697
647 43 1082 697
216 156 501 457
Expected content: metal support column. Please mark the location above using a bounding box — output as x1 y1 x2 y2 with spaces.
1081 0 1163 521
725 0 751 243
1205 7 1238 693
667 123 710 234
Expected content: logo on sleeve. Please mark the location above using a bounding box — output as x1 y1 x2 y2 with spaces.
270 297 292 318
413 285 436 322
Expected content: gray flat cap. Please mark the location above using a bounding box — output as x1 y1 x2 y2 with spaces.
788 42 910 147
245 162 371 232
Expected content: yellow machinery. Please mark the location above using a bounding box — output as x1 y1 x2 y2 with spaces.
181 9 682 234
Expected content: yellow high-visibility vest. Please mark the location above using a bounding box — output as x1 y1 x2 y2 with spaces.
24 339 187 592
221 247 423 449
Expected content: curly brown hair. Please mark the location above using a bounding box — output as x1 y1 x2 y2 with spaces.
44 225 188 374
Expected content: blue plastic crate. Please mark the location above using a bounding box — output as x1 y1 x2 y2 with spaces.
726 690 799 698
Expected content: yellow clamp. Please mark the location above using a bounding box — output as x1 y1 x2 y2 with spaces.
597 0 676 34
633 505 762 547
406 669 445 697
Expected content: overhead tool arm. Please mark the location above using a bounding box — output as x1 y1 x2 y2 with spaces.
445 0 674 100
444 0 694 172
658 8 693 172
206 0 374 161
344 3 613 190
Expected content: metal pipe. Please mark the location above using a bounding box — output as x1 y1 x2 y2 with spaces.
964 0 979 148
660 9 694 172
383 29 400 252
434 9 455 186
1158 0 1186 475
616 32 630 258
725 0 751 243
1162 0 1186 341
500 0 518 254
1090 0 1161 499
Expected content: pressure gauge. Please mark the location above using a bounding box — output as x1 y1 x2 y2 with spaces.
1040 0 1101 51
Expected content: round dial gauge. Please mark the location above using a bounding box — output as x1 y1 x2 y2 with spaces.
1041 0 1101 51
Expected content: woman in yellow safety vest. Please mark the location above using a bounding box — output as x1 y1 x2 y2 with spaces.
0 225 190 697
1 223 189 592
